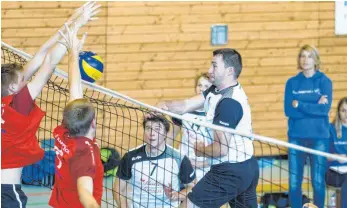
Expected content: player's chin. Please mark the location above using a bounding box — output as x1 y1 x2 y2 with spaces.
145 141 157 147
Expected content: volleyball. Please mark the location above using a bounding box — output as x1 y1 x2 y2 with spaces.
79 51 104 83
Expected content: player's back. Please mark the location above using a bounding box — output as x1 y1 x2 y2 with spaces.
49 125 104 208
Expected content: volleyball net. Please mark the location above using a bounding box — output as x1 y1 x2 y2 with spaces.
2 41 346 207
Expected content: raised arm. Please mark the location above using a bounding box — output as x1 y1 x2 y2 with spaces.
23 1 100 81
26 2 100 100
60 22 87 101
27 39 68 100
157 94 205 115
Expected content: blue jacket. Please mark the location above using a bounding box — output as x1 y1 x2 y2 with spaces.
328 123 347 166
284 71 332 139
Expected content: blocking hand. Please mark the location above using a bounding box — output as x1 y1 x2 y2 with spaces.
74 1 101 29
58 23 87 52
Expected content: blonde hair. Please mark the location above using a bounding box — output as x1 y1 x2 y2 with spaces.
194 73 210 87
333 97 347 139
297 45 320 70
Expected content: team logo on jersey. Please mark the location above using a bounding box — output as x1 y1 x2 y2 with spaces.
219 121 229 127
55 135 70 154
132 155 142 161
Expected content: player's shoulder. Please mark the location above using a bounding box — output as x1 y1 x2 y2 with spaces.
123 144 146 161
165 145 183 160
127 144 145 155
74 138 98 151
203 85 217 97
53 125 70 141
286 73 301 84
218 97 242 111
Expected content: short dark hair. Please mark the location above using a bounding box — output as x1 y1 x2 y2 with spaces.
213 48 242 78
1 63 23 97
143 114 170 134
63 98 95 137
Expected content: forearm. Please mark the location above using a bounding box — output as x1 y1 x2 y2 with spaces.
79 190 100 208
114 179 130 208
297 101 331 116
47 40 68 66
166 100 188 115
68 49 83 101
23 26 66 80
199 142 225 158
117 194 129 208
191 159 209 168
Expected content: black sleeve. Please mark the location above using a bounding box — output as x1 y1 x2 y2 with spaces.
179 156 195 184
202 85 215 98
116 153 132 180
213 98 243 129
171 117 182 126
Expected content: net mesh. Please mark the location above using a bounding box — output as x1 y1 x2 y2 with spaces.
1 42 344 208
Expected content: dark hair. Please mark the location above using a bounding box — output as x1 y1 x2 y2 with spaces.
333 97 347 139
63 98 95 137
194 72 210 87
213 48 242 78
1 63 23 97
143 114 170 134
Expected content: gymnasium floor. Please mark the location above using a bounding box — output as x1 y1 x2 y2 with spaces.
23 159 318 208
24 176 117 208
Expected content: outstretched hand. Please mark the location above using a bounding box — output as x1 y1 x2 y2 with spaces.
74 1 101 29
58 23 87 52
65 1 101 29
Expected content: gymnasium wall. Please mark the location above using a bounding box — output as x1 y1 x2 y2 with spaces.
2 2 347 155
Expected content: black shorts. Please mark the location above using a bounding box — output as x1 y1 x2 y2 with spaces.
325 168 347 188
1 184 28 208
187 157 259 208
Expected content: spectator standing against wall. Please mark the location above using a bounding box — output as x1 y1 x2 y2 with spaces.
284 45 333 208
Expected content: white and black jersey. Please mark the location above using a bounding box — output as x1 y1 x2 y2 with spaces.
116 144 195 208
172 111 213 181
203 84 254 164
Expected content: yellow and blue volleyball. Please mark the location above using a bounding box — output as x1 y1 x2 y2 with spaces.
79 51 104 83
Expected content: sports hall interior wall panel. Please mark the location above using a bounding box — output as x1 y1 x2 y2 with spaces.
2 1 347 156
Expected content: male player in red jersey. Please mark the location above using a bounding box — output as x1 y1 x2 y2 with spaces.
48 9 104 208
1 3 100 208
1 2 100 208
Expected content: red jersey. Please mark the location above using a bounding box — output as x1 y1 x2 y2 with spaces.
49 125 104 208
1 86 45 169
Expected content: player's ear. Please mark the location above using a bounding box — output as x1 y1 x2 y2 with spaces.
91 118 96 129
8 81 18 94
226 66 234 76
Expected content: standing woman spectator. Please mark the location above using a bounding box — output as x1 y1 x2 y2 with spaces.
284 45 333 208
326 97 347 208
